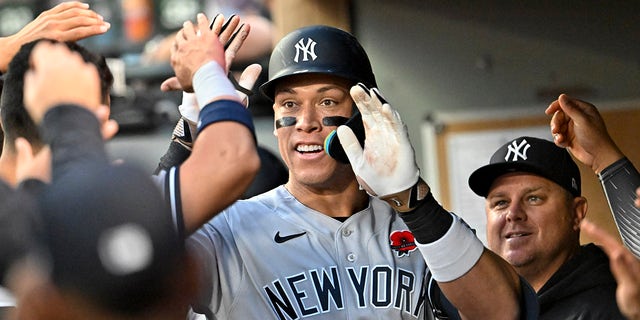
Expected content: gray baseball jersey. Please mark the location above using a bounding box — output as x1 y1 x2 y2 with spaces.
187 185 433 319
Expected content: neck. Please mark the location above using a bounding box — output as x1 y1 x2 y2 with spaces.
286 180 369 218
517 244 581 292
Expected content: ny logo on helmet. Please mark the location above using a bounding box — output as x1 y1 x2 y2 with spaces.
294 38 317 63
505 139 530 162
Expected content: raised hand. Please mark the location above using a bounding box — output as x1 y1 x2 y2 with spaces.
23 41 100 124
169 13 226 93
0 1 110 72
545 94 624 173
337 83 420 199
581 219 640 320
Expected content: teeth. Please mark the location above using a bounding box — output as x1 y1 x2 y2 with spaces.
508 233 526 238
297 145 323 152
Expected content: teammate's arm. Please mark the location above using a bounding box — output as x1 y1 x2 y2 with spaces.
546 94 640 257
338 84 525 319
163 13 260 235
0 1 110 73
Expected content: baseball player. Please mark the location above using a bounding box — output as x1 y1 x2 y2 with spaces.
156 21 538 319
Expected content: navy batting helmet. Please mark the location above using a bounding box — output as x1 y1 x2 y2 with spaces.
259 25 377 101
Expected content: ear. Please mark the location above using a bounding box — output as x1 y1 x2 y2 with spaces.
572 196 588 231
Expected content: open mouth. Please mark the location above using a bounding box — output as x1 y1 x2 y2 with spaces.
296 144 323 154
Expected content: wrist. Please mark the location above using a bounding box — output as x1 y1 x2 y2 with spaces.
381 177 430 212
192 61 239 108
593 148 625 174
0 35 19 73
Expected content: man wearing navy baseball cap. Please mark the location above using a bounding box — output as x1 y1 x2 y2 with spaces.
469 136 624 319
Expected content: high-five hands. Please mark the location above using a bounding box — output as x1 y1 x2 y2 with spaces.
162 14 261 140
337 83 426 212
161 14 261 106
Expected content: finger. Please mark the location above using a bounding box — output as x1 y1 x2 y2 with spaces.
50 24 111 42
182 20 196 39
219 15 239 44
48 6 103 23
160 77 183 91
30 41 55 68
23 69 36 111
209 13 225 34
237 63 262 90
236 64 261 107
195 13 210 35
42 1 90 15
224 23 245 49
549 110 568 146
544 98 560 116
350 83 373 117
225 24 250 69
15 137 34 169
581 219 622 257
608 251 639 284
94 105 119 140
337 125 364 165
557 93 591 123
101 119 119 141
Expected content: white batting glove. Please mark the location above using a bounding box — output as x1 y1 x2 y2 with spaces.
337 83 421 203
179 91 199 123
176 91 199 143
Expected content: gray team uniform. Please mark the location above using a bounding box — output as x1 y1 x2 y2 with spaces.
188 186 431 319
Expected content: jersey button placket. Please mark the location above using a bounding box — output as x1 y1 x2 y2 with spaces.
346 252 356 262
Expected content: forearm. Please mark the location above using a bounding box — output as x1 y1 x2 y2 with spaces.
179 100 259 234
398 190 520 319
40 105 108 180
599 157 640 257
181 122 259 234
0 35 20 73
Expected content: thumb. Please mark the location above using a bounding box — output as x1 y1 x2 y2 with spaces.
160 77 183 91
337 125 364 166
236 63 262 107
238 64 262 90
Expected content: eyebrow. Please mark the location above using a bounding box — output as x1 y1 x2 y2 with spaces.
488 185 545 198
275 84 346 96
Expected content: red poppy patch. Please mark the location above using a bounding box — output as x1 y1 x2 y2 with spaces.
389 230 417 257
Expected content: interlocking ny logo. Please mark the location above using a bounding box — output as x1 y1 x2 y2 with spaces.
294 38 317 63
505 139 531 162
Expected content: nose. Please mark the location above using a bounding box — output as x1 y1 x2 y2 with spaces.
295 106 321 133
505 202 527 222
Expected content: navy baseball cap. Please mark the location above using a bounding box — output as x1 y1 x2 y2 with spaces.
468 136 581 197
36 163 184 314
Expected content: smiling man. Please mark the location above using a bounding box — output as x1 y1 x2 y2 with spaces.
183 25 537 320
469 136 625 319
